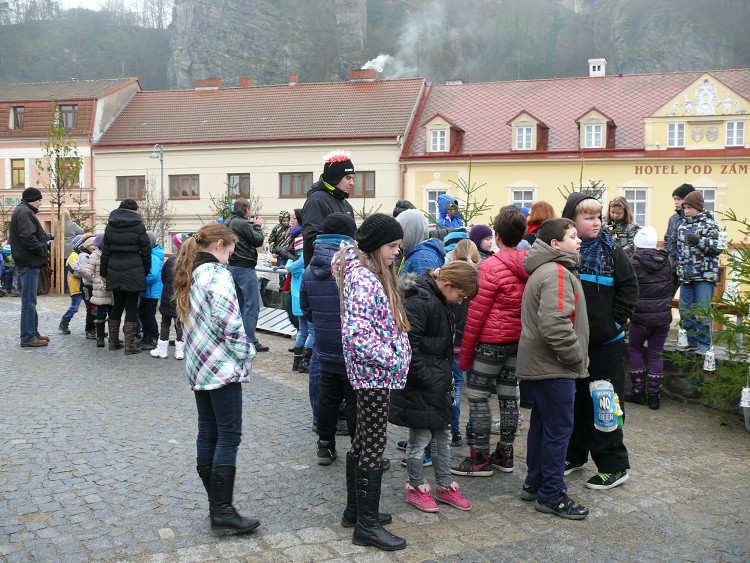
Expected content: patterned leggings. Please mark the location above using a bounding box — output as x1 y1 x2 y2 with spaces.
466 342 518 455
350 388 389 470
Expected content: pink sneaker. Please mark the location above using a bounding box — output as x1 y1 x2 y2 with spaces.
406 481 439 512
435 481 472 511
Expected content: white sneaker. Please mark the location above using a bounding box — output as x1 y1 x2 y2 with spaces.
175 340 185 360
150 339 169 359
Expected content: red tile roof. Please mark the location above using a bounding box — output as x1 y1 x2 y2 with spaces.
403 69 750 158
96 78 425 148
0 78 138 102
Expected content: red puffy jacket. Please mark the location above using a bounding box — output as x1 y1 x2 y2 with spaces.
459 249 529 370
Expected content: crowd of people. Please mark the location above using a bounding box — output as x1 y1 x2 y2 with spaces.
5 150 722 549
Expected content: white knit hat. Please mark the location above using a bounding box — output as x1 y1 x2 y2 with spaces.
634 226 658 249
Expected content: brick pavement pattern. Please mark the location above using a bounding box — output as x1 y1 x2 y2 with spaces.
1 295 748 562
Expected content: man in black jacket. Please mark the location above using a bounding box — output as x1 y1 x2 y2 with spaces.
301 151 356 267
225 198 269 352
9 187 50 347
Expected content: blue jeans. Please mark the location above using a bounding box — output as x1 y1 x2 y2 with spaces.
295 315 315 348
194 383 243 466
679 281 715 352
451 357 465 435
62 293 84 320
18 266 40 343
309 346 320 425
228 266 260 345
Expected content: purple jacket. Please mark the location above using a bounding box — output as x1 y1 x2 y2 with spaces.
336 246 411 390
630 248 673 327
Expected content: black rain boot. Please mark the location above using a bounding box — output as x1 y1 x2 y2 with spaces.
624 369 647 405
139 332 156 351
292 346 304 371
95 321 106 348
647 372 664 410
197 463 212 501
123 321 143 355
108 319 123 350
341 453 391 528
352 467 406 551
58 317 71 334
209 465 260 534
298 348 312 373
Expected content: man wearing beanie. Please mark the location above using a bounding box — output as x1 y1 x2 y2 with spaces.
664 183 695 294
300 212 359 466
302 150 356 267
9 187 50 347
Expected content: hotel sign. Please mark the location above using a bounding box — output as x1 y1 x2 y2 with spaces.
634 163 749 175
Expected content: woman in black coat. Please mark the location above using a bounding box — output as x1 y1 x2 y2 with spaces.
100 199 151 355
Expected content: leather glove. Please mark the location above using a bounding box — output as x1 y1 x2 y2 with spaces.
685 234 700 246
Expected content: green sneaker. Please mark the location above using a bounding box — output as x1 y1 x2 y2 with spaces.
585 470 629 490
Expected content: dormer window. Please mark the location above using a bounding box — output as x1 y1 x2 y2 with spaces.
10 106 24 129
516 127 532 150
431 129 447 152
584 124 603 148
507 111 548 152
668 123 685 147
58 104 78 130
727 121 744 146
577 108 615 149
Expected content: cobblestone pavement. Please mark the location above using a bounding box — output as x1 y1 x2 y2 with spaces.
1 295 748 563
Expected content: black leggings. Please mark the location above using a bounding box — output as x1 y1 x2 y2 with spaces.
350 388 389 470
160 315 184 341
111 290 139 322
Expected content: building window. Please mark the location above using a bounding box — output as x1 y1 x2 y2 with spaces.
668 123 685 147
227 173 251 198
11 159 25 188
10 106 24 129
117 176 145 200
511 189 534 209
515 127 533 150
58 105 78 130
726 121 744 146
352 171 375 198
430 129 447 152
696 188 716 213
169 174 200 198
426 189 447 222
57 157 80 188
279 172 313 198
584 124 603 148
623 188 648 226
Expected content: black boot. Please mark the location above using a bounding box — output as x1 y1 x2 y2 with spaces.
352 467 405 551
341 453 392 528
139 332 156 351
197 463 212 501
95 321 106 348
58 317 71 334
298 348 312 373
209 465 260 534
291 346 304 371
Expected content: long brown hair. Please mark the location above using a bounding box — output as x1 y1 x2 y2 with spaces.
448 239 479 265
337 246 410 332
433 261 479 299
173 222 237 323
606 196 634 224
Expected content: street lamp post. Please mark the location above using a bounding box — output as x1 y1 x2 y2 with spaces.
149 144 165 247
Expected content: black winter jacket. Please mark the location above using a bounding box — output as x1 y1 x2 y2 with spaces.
631 249 673 327
301 178 354 267
9 201 48 267
389 274 454 430
100 208 150 292
159 255 177 318
300 236 350 375
226 213 264 269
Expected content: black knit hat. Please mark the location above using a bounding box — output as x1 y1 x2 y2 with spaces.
322 151 355 187
119 199 139 211
323 212 357 238
355 213 404 253
672 183 695 199
21 187 42 202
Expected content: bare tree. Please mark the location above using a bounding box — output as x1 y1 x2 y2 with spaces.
138 173 175 245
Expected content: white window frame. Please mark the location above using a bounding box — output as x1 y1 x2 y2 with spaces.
668 123 685 148
584 124 603 148
623 188 648 226
696 188 716 213
511 189 534 209
426 189 448 222
726 121 744 146
515 126 533 150
430 129 447 152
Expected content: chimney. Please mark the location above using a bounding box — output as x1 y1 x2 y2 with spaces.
194 78 222 90
288 73 298 86
350 69 378 82
239 77 252 88
588 58 606 78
